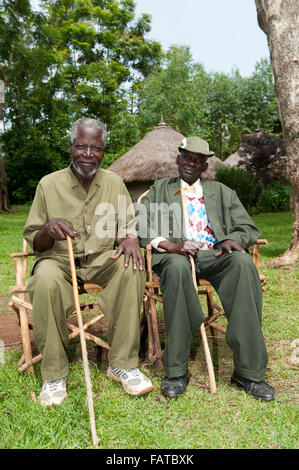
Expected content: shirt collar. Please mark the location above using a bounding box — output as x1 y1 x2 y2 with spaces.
67 165 103 189
181 178 202 193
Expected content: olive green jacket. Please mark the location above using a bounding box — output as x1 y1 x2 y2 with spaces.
138 177 260 265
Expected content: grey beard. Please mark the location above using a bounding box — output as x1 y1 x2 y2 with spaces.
71 158 100 179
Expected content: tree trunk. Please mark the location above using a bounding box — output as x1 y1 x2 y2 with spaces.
255 0 299 265
0 151 12 212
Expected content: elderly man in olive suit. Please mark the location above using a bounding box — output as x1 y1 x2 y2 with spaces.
24 118 153 407
139 136 274 401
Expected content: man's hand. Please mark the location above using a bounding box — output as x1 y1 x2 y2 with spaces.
44 219 77 241
111 236 144 270
158 240 201 257
34 219 77 252
214 239 246 258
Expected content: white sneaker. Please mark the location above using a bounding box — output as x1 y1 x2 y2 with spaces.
107 366 153 396
39 377 67 407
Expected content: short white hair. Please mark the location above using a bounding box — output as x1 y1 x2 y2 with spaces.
70 118 107 146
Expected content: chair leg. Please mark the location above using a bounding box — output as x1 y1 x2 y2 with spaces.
145 295 163 370
18 306 34 374
18 353 42 373
139 303 149 360
203 285 226 336
206 285 217 337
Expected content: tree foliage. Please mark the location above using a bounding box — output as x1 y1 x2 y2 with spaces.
0 0 162 202
0 1 283 205
137 49 281 159
137 46 211 137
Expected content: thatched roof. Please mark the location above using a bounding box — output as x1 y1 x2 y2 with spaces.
107 121 183 182
224 151 242 167
203 156 228 179
108 121 229 182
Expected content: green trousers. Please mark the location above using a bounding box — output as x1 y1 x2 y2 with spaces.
154 250 268 382
28 251 146 380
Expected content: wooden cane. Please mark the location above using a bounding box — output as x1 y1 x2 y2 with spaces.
176 188 217 394
66 234 100 448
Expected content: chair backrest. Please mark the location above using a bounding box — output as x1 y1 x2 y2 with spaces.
10 240 34 292
137 190 149 205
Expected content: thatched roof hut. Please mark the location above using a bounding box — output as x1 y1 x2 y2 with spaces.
108 121 228 200
203 156 228 179
108 121 183 200
224 151 243 167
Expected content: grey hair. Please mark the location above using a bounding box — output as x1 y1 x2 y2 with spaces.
70 118 107 146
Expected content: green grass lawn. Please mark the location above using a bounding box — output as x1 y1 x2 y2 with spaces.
0 207 298 449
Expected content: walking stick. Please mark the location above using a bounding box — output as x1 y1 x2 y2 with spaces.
175 188 217 394
66 234 100 447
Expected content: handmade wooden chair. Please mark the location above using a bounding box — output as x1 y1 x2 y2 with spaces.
9 239 110 374
137 191 268 374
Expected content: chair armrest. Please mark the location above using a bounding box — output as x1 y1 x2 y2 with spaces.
10 252 35 258
251 239 268 268
255 239 268 246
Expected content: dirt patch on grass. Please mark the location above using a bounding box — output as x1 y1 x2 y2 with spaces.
0 293 113 369
0 295 12 315
0 295 27 347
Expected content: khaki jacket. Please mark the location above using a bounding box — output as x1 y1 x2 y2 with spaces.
24 166 136 266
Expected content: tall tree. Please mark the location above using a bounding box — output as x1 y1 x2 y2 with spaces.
0 0 161 202
255 0 299 265
238 58 281 135
137 46 212 137
0 151 11 212
0 80 10 212
137 47 279 159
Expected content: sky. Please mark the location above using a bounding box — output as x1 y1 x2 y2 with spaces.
134 0 270 76
30 0 270 77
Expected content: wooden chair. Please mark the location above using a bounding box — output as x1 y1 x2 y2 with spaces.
9 239 110 374
137 191 268 372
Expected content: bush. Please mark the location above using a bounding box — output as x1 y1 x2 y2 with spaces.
2 127 70 204
215 167 262 213
238 132 287 186
215 167 291 214
257 180 291 212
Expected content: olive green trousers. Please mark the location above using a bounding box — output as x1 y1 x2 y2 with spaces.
28 251 146 380
153 250 268 382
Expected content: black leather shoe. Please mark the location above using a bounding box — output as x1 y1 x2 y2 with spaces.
161 372 190 398
231 373 275 401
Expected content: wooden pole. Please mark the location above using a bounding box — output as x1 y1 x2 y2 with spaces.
66 234 100 448
177 187 217 394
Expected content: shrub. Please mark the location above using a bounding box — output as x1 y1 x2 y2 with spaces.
215 167 262 213
238 132 287 186
257 180 291 212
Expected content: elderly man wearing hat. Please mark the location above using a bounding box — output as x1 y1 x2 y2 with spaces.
139 136 274 401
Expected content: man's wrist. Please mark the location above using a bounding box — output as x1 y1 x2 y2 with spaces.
33 225 54 252
151 236 167 252
118 235 138 245
157 240 178 253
